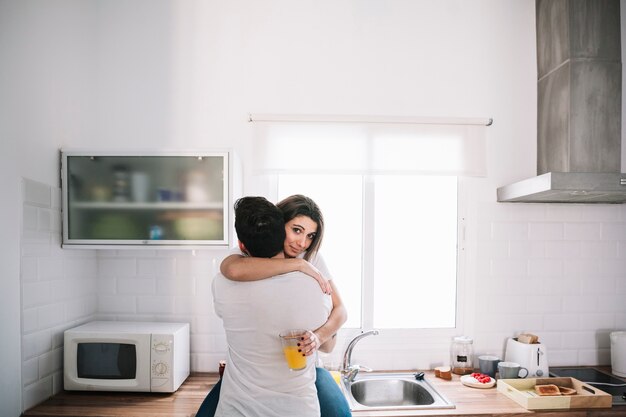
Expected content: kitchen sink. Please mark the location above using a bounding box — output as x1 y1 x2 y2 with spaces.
341 372 455 411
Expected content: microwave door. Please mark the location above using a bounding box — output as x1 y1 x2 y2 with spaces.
65 334 152 392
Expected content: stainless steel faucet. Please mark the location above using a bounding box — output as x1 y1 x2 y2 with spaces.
341 329 379 382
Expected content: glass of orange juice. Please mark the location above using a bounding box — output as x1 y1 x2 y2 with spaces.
279 329 308 371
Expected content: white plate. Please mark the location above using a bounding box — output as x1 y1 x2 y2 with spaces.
460 374 496 389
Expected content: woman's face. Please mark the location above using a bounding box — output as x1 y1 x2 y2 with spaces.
283 215 318 258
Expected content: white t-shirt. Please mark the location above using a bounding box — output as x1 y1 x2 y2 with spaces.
213 271 332 417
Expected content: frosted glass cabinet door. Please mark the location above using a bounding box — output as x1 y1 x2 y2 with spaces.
61 152 230 248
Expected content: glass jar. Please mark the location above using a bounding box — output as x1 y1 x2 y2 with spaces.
451 336 474 375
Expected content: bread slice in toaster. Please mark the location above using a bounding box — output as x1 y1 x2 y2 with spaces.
534 384 561 396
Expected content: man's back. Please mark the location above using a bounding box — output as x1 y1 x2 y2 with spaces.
212 271 332 417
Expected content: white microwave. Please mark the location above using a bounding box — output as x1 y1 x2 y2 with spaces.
64 321 190 393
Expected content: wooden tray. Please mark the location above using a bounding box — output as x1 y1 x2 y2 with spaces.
496 377 612 410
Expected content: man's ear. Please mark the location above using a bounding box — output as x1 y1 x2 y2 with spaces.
238 240 249 256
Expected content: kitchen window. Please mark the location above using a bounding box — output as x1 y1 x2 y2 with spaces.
251 114 488 344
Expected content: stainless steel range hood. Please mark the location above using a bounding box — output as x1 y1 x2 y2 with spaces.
497 0 626 203
497 172 626 203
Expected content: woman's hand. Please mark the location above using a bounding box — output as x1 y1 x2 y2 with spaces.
299 330 321 356
298 259 332 295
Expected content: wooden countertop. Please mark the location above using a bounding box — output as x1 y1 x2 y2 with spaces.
22 371 625 417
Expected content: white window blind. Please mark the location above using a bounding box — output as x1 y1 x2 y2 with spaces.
250 114 490 176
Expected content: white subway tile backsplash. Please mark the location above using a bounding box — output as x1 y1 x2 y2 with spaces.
175 258 214 276
578 349 611 366
529 222 564 240
98 258 137 278
544 241 581 258
136 296 175 314
509 241 545 259
596 295 626 313
97 276 117 294
491 222 528 241
38 348 63 378
549 350 578 366
117 277 156 295
37 304 65 329
579 205 621 222
544 314 581 331
22 281 53 309
20 180 99 411
38 257 64 281
562 332 601 349
22 357 38 386
536 332 562 349
525 296 562 313
491 259 527 276
22 377 52 412
562 296 597 313
22 308 38 333
598 259 626 276
581 276 616 295
564 223 602 240
191 334 211 352
174 296 197 315
211 333 228 352
528 259 562 277
64 258 98 279
21 258 38 283
23 179 51 208
580 241 618 259
21 242 52 257
137 258 177 278
51 188 61 210
562 259 599 278
545 205 582 222
38 209 51 232
601 222 626 240
65 297 96 322
157 276 195 296
98 295 137 313
22 230 52 245
50 210 62 233
22 206 38 231
541 276 581 295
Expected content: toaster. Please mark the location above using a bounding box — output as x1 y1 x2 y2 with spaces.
504 337 549 377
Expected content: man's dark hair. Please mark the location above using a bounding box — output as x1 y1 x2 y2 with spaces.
234 196 286 258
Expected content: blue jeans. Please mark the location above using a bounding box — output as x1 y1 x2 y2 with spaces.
196 367 352 417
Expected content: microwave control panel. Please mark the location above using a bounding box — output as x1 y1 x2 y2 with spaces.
151 335 173 378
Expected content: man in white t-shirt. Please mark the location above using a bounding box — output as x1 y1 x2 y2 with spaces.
212 196 332 417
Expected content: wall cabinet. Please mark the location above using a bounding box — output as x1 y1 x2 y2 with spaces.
61 151 231 248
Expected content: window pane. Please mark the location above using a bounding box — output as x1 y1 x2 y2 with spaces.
278 175 362 328
373 176 457 328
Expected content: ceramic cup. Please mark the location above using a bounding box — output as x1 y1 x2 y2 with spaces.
497 361 529 379
478 355 501 378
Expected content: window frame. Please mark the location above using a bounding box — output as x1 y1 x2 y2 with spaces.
264 174 471 363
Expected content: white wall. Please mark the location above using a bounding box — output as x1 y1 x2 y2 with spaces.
0 0 23 410
1 1 98 414
2 0 626 414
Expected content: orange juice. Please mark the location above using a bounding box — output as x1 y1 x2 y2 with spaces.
282 345 307 370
